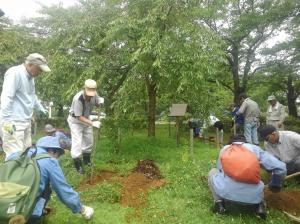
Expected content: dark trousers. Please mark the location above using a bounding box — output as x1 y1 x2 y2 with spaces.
286 156 300 175
27 216 40 224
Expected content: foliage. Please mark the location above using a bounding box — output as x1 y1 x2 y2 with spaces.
198 0 299 101
0 17 43 91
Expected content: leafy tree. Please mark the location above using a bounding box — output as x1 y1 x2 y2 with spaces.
0 17 43 91
28 0 226 136
105 0 225 136
200 0 299 102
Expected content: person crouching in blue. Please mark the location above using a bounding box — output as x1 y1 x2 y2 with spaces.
208 134 286 219
7 136 94 223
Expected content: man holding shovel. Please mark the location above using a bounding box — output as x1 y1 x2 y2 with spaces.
67 79 104 174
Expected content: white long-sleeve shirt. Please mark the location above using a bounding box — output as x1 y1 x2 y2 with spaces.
0 64 45 122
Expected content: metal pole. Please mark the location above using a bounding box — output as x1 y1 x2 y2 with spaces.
168 117 171 138
176 117 180 146
91 126 100 177
216 128 219 148
189 128 194 159
233 118 236 135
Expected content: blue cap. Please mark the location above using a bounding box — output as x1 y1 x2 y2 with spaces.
36 136 64 154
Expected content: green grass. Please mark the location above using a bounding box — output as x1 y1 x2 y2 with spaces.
40 124 292 224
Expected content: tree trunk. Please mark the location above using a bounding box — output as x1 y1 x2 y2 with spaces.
230 45 246 103
287 75 298 117
145 76 156 137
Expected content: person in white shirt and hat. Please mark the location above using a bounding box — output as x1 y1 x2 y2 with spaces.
266 95 286 131
67 79 104 174
0 53 50 160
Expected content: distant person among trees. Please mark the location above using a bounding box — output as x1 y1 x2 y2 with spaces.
44 124 71 149
229 103 244 134
0 53 50 160
202 114 224 145
188 118 202 137
67 79 104 174
260 125 300 175
236 93 260 145
266 95 286 130
208 134 286 219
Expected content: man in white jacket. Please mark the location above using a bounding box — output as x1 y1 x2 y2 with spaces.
0 53 50 159
266 95 286 130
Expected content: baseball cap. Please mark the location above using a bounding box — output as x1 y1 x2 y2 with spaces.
84 79 97 96
44 124 56 133
267 95 276 101
259 125 277 140
26 53 51 72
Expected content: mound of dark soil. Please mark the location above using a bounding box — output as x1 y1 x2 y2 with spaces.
133 159 163 179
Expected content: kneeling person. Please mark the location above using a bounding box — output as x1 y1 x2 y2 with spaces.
260 125 300 175
208 135 286 219
8 136 94 223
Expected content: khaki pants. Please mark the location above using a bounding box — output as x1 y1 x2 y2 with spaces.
67 116 93 159
1 120 31 159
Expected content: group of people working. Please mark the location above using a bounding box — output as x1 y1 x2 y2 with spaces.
209 93 300 219
1 52 299 222
0 53 104 222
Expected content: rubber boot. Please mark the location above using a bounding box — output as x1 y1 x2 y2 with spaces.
73 158 84 174
255 200 267 220
83 153 92 166
213 200 226 214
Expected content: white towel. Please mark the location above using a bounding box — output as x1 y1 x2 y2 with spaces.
268 102 279 113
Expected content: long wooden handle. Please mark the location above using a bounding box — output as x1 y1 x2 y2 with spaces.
284 211 300 223
285 171 300 180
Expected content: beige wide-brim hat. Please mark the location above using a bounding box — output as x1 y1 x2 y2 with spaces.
267 95 276 101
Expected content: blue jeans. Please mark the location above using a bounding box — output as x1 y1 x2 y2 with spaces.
244 121 259 145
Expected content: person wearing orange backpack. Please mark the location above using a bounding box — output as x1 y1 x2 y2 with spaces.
208 134 286 219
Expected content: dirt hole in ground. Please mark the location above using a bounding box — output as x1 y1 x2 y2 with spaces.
78 160 165 209
78 170 117 189
119 160 165 207
265 189 300 215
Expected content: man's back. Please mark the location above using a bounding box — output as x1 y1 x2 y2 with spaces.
239 98 260 122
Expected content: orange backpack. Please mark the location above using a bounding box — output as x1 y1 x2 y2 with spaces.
220 144 261 184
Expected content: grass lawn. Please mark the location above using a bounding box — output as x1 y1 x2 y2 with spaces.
38 124 292 224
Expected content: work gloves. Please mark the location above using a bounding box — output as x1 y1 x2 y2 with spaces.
92 121 101 129
3 123 16 135
269 174 283 193
81 205 94 220
97 96 104 104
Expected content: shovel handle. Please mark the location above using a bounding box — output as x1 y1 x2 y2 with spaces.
285 171 300 180
284 211 300 223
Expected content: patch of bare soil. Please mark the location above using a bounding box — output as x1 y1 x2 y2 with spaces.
78 170 117 190
265 189 300 215
78 160 165 210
